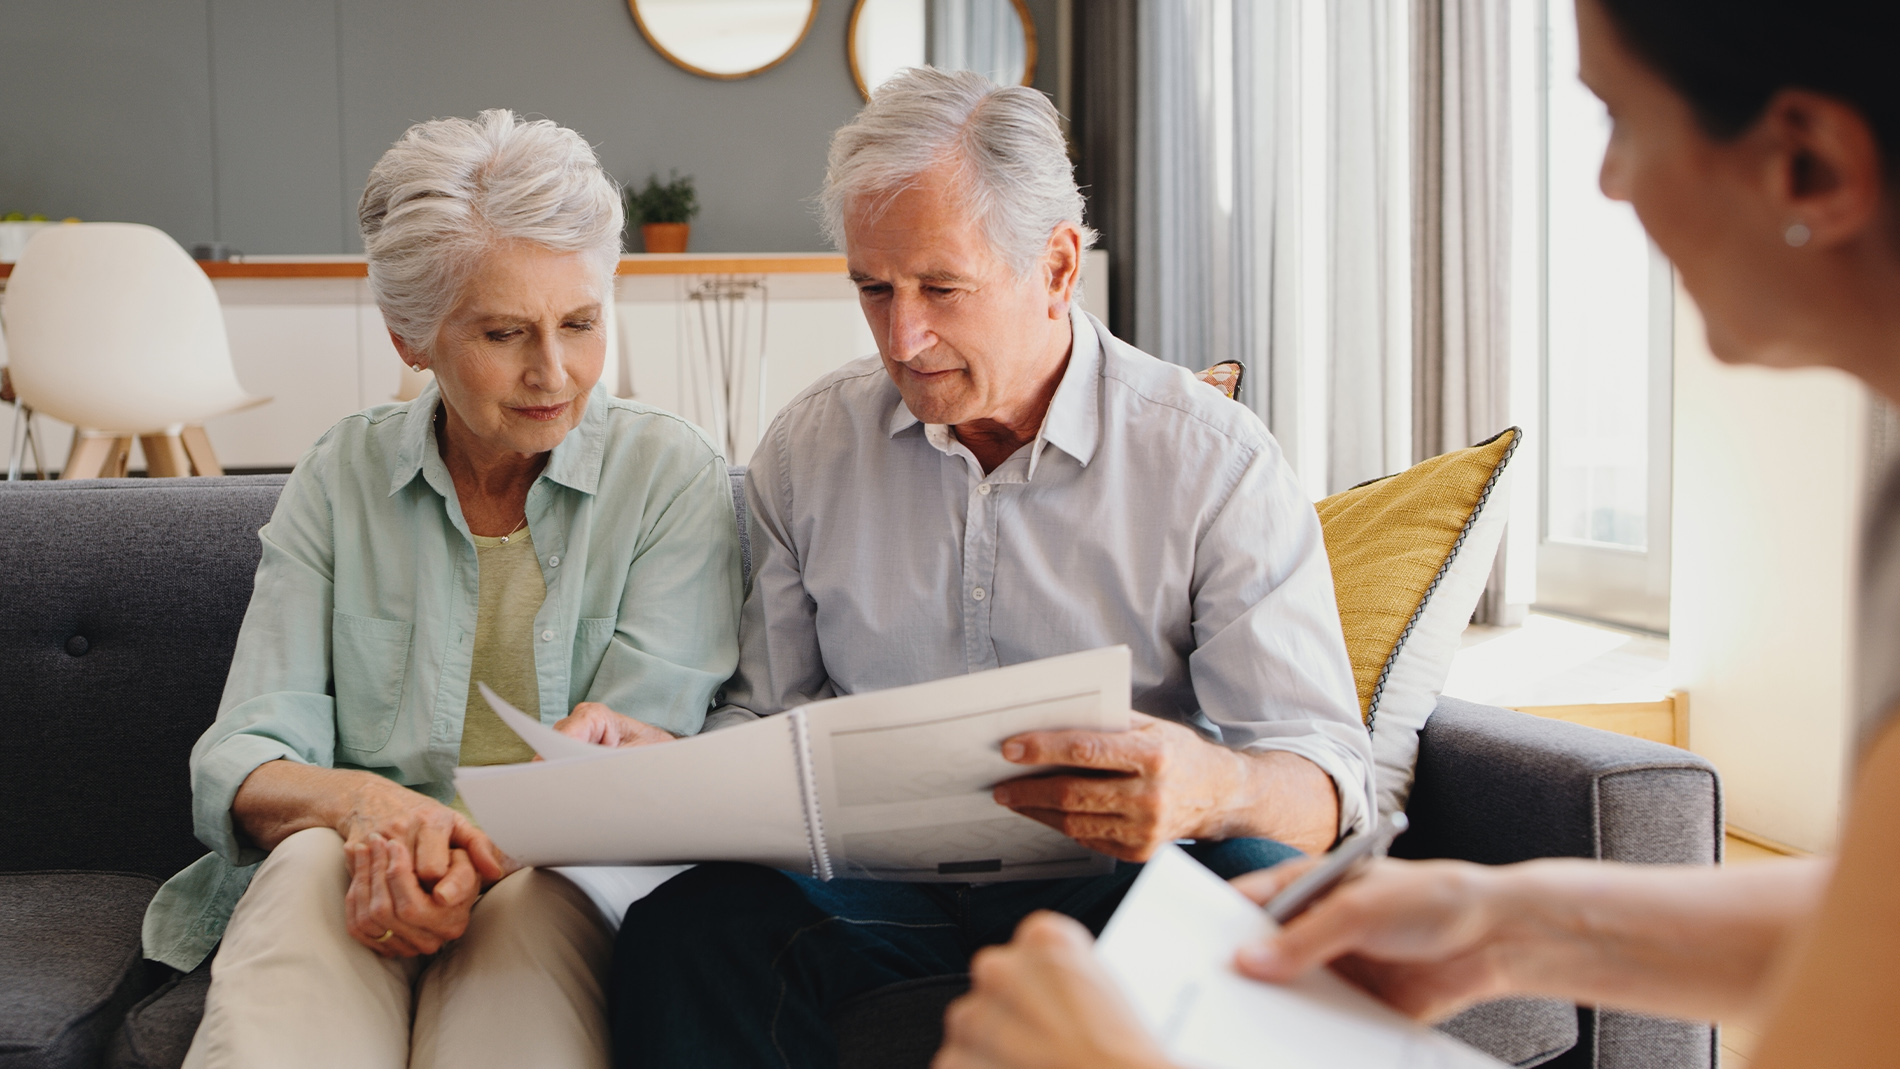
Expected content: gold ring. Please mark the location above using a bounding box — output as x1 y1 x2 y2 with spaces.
375 929 394 943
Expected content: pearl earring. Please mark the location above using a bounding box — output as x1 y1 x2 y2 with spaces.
1785 222 1812 248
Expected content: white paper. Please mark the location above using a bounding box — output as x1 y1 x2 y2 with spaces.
455 647 1134 881
457 708 816 870
549 865 693 928
806 646 1131 881
478 682 615 762
1096 845 1508 1069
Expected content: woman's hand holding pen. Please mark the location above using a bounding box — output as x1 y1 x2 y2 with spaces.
1230 857 1522 1021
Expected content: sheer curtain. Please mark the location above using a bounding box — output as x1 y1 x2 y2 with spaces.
928 0 1029 89
1131 0 1413 498
1414 0 1525 620
1412 0 1511 463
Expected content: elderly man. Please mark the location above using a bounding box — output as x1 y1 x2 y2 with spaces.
606 68 1370 1067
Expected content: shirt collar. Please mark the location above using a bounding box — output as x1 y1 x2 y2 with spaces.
388 379 612 498
883 304 1104 475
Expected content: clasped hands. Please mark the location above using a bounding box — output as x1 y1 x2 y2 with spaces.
343 701 671 958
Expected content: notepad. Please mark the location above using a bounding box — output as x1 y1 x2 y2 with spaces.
454 646 1131 881
1096 845 1508 1069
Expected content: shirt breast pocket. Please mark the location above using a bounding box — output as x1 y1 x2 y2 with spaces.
331 610 414 754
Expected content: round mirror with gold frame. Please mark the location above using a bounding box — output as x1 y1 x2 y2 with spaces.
848 0 1037 101
630 0 822 80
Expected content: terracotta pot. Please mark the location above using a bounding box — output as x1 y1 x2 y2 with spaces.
641 222 691 254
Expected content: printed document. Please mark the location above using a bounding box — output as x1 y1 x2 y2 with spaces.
1096 845 1508 1069
455 646 1131 881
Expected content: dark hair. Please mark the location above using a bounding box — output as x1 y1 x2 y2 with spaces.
1596 0 1900 172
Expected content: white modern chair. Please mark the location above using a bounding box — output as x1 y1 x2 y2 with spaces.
3 222 266 478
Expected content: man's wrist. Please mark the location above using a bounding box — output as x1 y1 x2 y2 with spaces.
1199 747 1338 853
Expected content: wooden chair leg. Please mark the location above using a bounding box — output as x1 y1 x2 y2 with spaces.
103 436 131 477
179 425 223 476
139 434 193 477
62 432 124 479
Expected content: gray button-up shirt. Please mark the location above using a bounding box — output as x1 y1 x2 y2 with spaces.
720 309 1373 837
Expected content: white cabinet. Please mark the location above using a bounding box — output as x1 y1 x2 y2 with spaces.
3 250 1106 475
3 266 872 473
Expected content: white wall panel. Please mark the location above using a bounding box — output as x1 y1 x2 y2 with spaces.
1670 284 1866 852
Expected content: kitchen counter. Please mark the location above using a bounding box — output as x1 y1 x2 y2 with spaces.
0 252 847 279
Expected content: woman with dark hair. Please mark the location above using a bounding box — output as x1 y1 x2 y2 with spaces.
932 0 1900 1066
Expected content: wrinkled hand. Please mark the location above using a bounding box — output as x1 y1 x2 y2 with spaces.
344 833 481 957
334 775 510 957
990 712 1244 861
1230 857 1515 1020
552 701 677 748
935 912 1174 1069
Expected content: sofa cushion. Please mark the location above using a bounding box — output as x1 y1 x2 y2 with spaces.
0 872 159 1069
1315 428 1519 817
0 477 285 880
105 961 209 1069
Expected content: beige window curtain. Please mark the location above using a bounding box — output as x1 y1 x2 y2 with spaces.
1413 0 1518 622
1412 0 1511 462
1126 0 1413 499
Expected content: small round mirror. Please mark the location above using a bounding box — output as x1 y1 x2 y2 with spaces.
848 0 1037 101
630 0 821 80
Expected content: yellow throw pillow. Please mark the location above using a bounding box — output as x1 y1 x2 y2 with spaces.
1317 427 1520 816
1317 428 1520 725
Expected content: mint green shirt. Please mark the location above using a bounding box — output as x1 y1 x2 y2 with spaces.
141 381 742 971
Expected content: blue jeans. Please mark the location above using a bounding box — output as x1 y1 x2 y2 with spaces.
607 838 1299 1068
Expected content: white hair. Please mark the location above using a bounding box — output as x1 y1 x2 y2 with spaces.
820 67 1096 277
358 109 622 352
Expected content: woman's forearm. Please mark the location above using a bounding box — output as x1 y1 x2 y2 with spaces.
230 759 367 851
1491 856 1830 1023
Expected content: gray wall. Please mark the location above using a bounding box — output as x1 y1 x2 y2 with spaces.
1 0 1057 255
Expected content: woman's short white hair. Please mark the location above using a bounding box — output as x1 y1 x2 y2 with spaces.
820 68 1096 277
358 109 622 353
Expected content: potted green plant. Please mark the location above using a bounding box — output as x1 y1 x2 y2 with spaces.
625 171 699 254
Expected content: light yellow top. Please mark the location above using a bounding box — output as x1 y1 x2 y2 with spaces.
453 525 546 816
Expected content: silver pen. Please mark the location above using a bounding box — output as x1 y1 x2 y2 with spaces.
1261 811 1410 924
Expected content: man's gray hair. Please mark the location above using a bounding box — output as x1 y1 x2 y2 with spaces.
359 109 622 352
820 68 1096 276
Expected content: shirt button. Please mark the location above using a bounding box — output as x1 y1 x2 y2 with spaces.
977 483 992 496
540 629 554 642
972 587 986 601
547 555 561 567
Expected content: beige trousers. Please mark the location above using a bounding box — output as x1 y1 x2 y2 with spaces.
183 827 611 1069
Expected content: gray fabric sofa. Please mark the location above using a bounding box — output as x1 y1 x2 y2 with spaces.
0 474 1721 1069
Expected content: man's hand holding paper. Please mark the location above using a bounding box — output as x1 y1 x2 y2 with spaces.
995 714 1344 861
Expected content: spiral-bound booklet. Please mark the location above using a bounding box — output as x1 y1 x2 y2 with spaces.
454 646 1130 881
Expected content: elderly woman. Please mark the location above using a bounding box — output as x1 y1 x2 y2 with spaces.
139 110 740 1069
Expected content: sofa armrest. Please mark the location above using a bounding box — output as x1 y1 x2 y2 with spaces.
1394 696 1722 867
1398 696 1722 1069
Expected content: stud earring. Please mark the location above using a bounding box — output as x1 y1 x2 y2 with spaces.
1785 222 1812 248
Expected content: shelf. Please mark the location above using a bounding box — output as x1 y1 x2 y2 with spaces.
0 253 847 280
